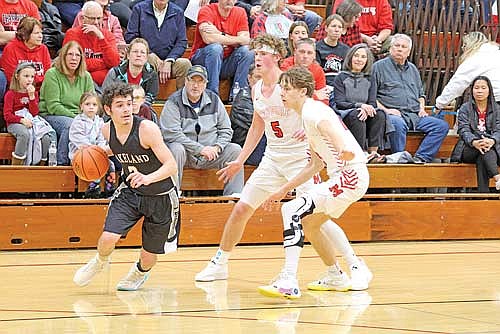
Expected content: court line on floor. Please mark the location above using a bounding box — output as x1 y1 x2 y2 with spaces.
1 298 499 330
2 250 500 268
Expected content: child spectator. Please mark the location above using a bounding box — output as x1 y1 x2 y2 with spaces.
3 63 54 165
131 85 158 124
69 91 115 198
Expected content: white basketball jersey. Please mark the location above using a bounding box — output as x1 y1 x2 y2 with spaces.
301 98 366 177
253 79 308 157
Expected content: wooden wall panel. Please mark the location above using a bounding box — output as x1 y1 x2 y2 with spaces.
0 205 142 250
0 167 76 193
370 200 500 240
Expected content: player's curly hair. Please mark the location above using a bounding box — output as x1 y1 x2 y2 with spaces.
102 82 133 108
250 33 288 59
279 66 315 98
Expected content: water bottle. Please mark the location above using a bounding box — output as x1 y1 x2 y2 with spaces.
48 141 57 166
230 82 241 103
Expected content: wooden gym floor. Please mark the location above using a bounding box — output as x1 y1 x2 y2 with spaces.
1 240 500 333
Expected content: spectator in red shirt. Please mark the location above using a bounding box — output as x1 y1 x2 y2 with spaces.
324 0 393 53
280 38 329 105
0 0 41 128
72 0 126 58
190 0 255 100
1 16 51 90
0 0 41 49
63 1 120 89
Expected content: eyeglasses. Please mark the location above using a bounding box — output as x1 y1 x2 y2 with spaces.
66 52 82 58
133 95 145 100
83 15 103 21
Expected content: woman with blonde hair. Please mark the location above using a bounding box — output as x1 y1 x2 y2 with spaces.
39 41 95 165
436 32 500 109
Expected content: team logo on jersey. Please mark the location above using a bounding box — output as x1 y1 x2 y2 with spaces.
328 169 358 197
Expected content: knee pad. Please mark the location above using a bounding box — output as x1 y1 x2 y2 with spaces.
281 194 315 248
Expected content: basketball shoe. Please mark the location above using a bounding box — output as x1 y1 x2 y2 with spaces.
116 263 149 291
257 271 301 299
195 261 228 282
307 270 351 291
73 254 109 286
350 258 373 291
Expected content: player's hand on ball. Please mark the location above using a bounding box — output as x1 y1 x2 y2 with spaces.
126 171 151 188
340 149 355 161
217 160 243 183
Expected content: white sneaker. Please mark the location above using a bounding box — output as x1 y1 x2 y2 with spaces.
116 263 149 291
73 254 109 287
307 270 351 291
195 261 228 282
350 258 373 291
257 272 301 299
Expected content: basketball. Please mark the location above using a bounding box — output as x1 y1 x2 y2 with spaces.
72 145 110 181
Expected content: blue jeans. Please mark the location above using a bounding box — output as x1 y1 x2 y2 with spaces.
43 115 74 166
388 114 449 162
286 9 322 35
191 44 254 98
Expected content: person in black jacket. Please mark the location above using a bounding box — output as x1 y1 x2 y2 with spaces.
230 64 266 165
451 75 500 192
333 43 387 161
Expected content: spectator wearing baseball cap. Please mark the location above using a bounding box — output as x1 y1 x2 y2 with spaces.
159 65 244 196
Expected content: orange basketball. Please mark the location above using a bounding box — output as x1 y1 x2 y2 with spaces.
72 145 110 181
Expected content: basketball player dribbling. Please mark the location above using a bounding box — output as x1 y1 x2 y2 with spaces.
196 35 371 298
258 67 372 299
73 82 180 291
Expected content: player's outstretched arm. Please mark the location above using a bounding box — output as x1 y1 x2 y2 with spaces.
128 121 178 188
217 111 265 183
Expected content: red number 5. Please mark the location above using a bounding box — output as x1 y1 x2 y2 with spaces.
271 121 283 138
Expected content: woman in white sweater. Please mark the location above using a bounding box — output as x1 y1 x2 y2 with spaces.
435 32 500 109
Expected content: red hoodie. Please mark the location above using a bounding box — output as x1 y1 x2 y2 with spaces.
63 26 120 86
3 90 39 127
0 38 51 89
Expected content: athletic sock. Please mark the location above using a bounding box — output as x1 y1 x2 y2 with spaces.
283 245 302 277
321 220 360 268
212 248 230 264
328 262 343 275
137 261 150 273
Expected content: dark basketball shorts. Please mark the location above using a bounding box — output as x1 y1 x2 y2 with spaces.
104 185 180 254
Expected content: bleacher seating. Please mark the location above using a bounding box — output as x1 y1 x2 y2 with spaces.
2 1 500 251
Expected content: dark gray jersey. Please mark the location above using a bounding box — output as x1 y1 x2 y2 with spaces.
110 116 175 195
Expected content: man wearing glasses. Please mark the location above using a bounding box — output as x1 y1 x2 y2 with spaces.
63 1 120 90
